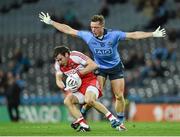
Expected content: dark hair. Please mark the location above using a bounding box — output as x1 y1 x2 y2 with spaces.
53 46 70 58
91 15 105 26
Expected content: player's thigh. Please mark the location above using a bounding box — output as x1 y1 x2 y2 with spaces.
64 94 79 105
96 69 107 90
84 86 99 104
72 92 85 104
110 78 125 97
97 75 106 90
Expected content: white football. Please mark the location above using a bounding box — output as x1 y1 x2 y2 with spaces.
65 74 82 92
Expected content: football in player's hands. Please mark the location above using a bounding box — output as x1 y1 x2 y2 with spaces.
64 73 82 92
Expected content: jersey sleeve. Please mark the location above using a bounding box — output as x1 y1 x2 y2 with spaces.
70 51 88 66
115 30 126 41
54 61 63 75
77 30 93 44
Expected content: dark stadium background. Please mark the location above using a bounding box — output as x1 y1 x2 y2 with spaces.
0 0 180 123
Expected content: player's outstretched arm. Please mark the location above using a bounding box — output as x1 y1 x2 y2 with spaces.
126 26 166 40
39 12 78 36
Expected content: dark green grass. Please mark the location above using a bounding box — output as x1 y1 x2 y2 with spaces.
0 121 180 136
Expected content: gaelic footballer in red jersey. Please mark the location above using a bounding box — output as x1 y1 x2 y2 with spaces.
54 47 102 97
53 46 119 132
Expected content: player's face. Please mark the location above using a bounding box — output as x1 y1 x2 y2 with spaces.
55 53 68 66
90 21 104 37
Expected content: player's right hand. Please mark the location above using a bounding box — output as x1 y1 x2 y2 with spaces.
39 12 53 25
152 26 166 37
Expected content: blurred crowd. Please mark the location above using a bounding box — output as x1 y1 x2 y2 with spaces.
124 38 177 87
0 48 31 121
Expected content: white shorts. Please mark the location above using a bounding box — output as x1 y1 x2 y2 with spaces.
73 86 99 104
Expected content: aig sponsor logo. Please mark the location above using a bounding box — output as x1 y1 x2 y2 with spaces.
94 48 113 56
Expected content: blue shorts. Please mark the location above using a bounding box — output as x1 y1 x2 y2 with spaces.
96 62 125 80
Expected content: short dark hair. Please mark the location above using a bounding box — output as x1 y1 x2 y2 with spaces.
91 15 105 26
53 46 70 58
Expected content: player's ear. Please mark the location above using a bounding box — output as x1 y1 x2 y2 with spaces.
102 24 105 29
65 53 69 58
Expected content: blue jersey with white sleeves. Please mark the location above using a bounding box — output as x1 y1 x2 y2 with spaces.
77 29 126 69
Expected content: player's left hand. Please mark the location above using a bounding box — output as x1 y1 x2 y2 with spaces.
152 26 166 37
39 12 53 25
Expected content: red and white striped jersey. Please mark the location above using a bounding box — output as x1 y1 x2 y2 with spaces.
54 51 96 80
54 51 101 97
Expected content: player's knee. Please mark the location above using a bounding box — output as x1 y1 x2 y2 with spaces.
85 98 95 106
115 94 124 101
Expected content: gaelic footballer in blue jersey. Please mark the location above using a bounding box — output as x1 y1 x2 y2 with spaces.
39 12 166 131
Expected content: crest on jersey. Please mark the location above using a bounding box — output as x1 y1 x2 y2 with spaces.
108 41 113 46
100 42 105 47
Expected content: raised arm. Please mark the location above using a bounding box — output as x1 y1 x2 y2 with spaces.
126 26 166 40
39 12 78 36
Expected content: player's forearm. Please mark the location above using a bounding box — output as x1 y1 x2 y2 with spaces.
52 21 77 36
79 63 98 76
55 75 65 90
136 31 153 39
79 67 96 75
52 21 70 33
56 81 65 89
127 31 153 39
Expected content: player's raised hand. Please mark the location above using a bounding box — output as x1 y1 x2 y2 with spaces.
152 26 166 37
39 12 53 25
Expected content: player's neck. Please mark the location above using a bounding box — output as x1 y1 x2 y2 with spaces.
97 35 103 39
96 29 105 39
